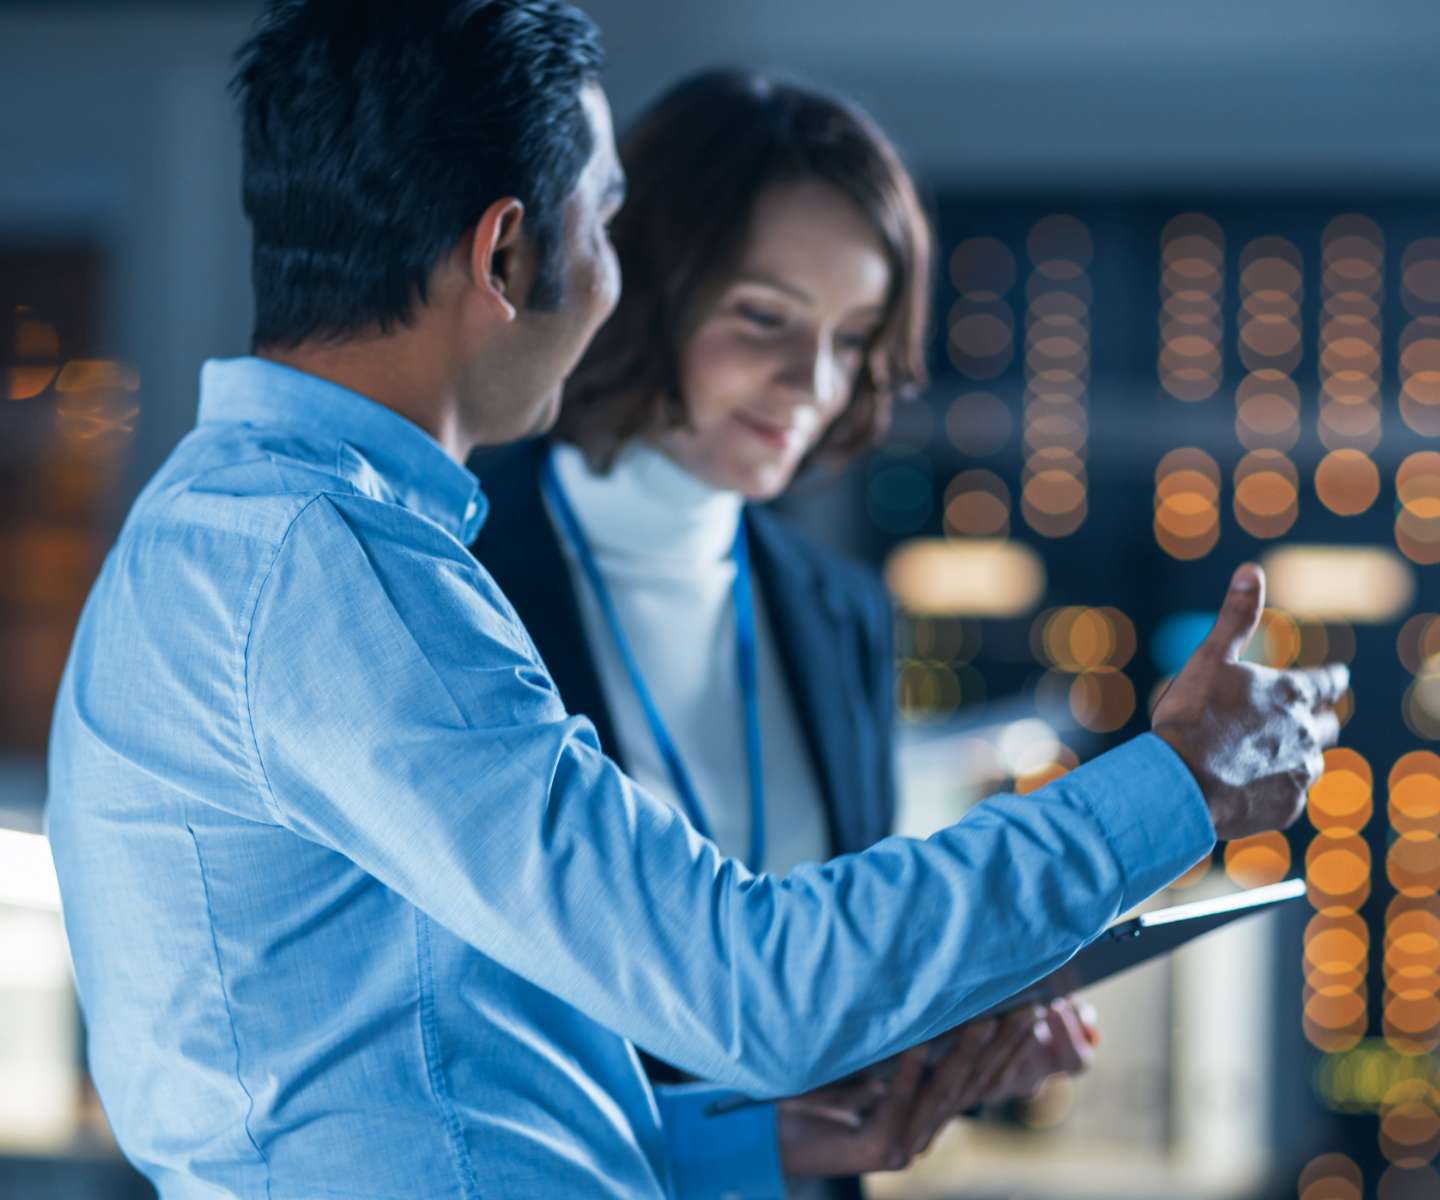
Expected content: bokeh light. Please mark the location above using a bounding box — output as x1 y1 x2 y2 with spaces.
1390 755 1440 836
1304 749 1373 1055
1224 832 1291 888
948 298 1014 379
1238 236 1303 374
1403 673 1440 740
1030 606 1139 733
1068 670 1137 733
943 469 1011 538
1321 216 1385 452
1169 854 1213 890
1316 449 1382 516
949 237 1017 380
1013 747 1079 796
1380 1079 1440 1170
1384 753 1440 1057
1154 447 1221 559
896 659 964 720
884 539 1046 618
6 313 62 401
1378 1164 1440 1200
1298 1152 1362 1200
1308 833 1372 911
950 236 1016 298
1401 237 1440 441
1022 215 1092 538
1261 546 1414 624
1234 448 1299 539
1159 214 1224 402
1396 450 1440 565
1400 318 1440 437
1308 749 1374 835
1387 832 1440 899
1236 368 1300 452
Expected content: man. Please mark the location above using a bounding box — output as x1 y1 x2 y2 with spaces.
46 2 1345 1197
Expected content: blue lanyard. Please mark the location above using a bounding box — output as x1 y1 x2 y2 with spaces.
542 450 766 872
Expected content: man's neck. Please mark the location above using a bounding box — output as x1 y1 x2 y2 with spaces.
260 333 470 463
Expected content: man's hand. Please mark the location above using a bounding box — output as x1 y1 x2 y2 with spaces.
776 1000 1096 1177
1151 563 1347 841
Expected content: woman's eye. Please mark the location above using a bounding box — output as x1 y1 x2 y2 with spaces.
737 303 785 330
837 331 872 353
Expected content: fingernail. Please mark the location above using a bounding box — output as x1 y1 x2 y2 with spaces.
1079 1001 1098 1027
1033 1019 1052 1044
1231 566 1260 592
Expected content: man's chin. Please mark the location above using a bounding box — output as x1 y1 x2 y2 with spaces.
527 389 564 438
467 390 563 449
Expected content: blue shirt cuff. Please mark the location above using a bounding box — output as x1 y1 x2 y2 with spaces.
654 1082 785 1200
1057 732 1217 913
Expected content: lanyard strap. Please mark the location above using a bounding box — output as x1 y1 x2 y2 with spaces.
542 450 766 871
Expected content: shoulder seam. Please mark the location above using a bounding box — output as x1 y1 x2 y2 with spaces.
238 494 329 826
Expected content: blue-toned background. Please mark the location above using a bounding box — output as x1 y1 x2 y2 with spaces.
5 3 1440 1197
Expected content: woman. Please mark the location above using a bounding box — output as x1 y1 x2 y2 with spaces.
472 69 1096 1196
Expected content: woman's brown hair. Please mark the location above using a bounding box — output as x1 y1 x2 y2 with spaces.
554 68 933 469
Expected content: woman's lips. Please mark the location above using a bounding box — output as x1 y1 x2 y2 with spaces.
733 411 796 449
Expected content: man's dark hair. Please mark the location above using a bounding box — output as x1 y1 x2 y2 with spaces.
556 68 933 469
232 0 603 350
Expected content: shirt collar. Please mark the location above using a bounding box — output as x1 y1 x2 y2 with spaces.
197 356 487 544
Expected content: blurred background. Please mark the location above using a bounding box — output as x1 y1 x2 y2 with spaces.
4 2 1440 1197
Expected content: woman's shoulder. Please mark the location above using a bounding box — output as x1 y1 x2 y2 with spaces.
744 505 892 625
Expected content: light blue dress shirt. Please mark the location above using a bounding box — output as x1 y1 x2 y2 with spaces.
47 357 1216 1199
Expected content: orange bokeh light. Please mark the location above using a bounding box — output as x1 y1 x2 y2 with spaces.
1298 1152 1362 1200
1306 831 1372 912
1224 832 1291 888
1308 761 1373 835
1388 832 1440 898
1315 450 1381 516
1069 670 1137 733
1234 450 1299 538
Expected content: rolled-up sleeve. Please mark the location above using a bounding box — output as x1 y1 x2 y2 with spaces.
244 494 1216 1098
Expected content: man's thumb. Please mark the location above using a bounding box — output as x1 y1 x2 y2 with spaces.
1201 564 1265 663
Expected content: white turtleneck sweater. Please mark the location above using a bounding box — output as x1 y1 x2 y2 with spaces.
547 441 831 877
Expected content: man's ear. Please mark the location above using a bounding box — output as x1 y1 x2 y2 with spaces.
467 197 528 323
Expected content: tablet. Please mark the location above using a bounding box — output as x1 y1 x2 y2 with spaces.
979 876 1308 1018
704 878 1307 1117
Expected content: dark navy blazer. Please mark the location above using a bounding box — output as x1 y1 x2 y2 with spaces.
470 440 898 859
469 440 896 1199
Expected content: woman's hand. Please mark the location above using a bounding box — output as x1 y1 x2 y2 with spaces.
776 998 1098 1178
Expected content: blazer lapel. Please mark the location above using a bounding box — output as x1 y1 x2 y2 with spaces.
745 508 870 856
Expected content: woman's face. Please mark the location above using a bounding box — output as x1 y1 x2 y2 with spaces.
655 180 892 500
